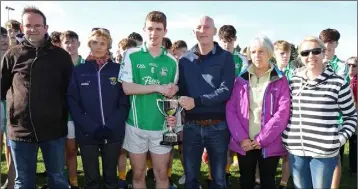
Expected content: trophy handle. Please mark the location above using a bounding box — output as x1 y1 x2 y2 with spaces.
156 99 168 117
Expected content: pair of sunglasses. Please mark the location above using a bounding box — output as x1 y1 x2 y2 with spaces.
91 27 110 34
348 64 357 68
300 48 322 57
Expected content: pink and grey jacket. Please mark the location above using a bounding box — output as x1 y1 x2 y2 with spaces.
226 65 291 158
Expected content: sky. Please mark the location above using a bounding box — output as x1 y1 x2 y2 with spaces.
1 1 357 60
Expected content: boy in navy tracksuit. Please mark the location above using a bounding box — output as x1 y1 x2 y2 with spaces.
67 29 130 189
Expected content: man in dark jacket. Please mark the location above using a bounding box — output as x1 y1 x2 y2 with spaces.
178 16 235 189
1 6 73 189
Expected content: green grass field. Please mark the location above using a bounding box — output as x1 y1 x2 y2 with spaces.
1 144 357 189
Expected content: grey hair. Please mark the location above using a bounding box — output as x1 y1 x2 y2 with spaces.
247 35 274 60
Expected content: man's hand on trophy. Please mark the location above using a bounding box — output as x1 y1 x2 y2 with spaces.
166 115 177 128
179 96 195 110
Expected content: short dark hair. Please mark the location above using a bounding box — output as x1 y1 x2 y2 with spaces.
319 28 340 43
145 11 167 29
218 25 236 42
118 38 137 51
1 27 8 36
162 37 172 50
60 30 79 42
50 31 61 44
172 40 187 51
128 32 143 43
5 19 21 32
22 6 47 25
235 44 241 53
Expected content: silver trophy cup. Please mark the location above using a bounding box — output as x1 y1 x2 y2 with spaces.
156 98 183 146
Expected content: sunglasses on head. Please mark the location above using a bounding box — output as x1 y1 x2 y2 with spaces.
300 48 322 57
91 27 110 34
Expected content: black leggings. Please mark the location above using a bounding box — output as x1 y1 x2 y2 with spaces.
238 149 280 189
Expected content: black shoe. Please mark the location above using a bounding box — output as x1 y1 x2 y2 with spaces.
277 185 287 189
70 186 80 189
1 179 8 189
226 173 232 186
40 184 48 189
254 182 261 189
169 178 177 189
206 179 213 189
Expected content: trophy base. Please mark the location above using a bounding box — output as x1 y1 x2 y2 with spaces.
160 140 182 146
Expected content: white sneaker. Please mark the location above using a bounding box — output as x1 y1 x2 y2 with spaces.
178 175 185 185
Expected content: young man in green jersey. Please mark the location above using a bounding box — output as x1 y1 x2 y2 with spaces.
319 28 349 189
60 30 84 189
218 25 248 76
273 40 295 189
118 11 178 189
319 28 348 80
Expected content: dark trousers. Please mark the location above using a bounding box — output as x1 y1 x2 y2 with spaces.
238 149 280 189
79 140 122 189
340 134 357 173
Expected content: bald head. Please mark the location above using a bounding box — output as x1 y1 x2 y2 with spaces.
194 16 217 46
198 16 215 28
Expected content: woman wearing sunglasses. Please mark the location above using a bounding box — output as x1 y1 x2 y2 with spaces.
226 35 291 189
67 29 130 189
282 36 357 189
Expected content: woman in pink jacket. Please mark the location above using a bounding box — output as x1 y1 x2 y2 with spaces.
226 35 291 189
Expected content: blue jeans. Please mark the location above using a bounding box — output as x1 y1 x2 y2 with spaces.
289 153 338 189
183 121 230 189
9 137 69 189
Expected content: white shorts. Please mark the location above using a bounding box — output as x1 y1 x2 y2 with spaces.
67 121 75 139
123 123 171 154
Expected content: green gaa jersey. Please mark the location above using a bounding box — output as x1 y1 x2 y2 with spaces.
233 49 248 75
118 43 178 131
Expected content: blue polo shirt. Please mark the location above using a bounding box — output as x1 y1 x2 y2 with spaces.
178 42 235 120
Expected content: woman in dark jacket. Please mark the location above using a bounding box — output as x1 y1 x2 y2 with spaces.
67 28 130 189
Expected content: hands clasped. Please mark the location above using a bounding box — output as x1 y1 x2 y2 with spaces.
240 139 261 152
157 83 178 98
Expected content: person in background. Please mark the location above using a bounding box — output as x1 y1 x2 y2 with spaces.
50 31 62 47
2 19 21 189
226 35 290 189
343 56 357 175
0 26 11 189
319 28 350 189
172 40 188 60
67 28 130 189
4 19 22 48
128 32 143 47
162 37 173 54
218 25 248 75
1 6 73 188
273 40 296 189
171 39 188 185
60 30 84 189
282 36 357 189
116 38 137 63
115 37 137 189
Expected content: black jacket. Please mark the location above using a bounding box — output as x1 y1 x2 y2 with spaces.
1 35 74 143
